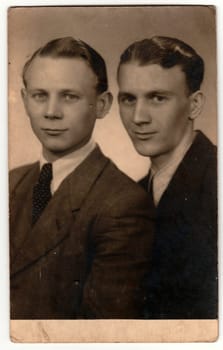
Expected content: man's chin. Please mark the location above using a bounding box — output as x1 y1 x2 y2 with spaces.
133 142 154 158
42 146 71 161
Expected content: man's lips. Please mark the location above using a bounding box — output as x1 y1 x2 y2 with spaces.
134 131 157 139
42 128 68 135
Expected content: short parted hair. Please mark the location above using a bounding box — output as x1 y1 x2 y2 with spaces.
118 36 204 94
22 36 108 94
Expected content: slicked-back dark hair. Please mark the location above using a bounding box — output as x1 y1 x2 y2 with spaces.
118 36 204 94
22 36 108 94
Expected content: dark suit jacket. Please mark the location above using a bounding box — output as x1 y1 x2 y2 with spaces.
10 146 154 319
140 131 218 319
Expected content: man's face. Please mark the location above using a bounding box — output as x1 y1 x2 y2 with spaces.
118 62 194 167
22 56 104 160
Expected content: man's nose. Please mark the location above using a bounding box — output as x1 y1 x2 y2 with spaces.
44 96 63 119
133 100 152 124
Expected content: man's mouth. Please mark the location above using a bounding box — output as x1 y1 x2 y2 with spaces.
134 131 157 140
42 128 68 136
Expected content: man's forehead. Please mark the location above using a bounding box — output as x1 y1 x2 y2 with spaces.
119 61 185 77
24 55 97 88
118 62 187 91
26 55 90 72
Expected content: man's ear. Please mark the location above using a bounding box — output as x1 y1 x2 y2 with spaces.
21 88 30 116
189 90 205 121
96 91 113 119
21 88 28 106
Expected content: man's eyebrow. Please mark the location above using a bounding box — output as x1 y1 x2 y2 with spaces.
146 89 174 97
26 88 48 94
27 88 80 94
59 89 84 95
59 89 77 93
118 89 173 95
27 88 46 91
118 92 135 97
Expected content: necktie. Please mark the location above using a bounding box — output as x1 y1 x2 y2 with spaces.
32 163 53 225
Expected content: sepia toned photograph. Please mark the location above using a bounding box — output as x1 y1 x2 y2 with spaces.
8 5 218 342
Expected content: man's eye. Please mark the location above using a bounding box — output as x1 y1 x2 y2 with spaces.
31 93 47 101
119 95 136 106
152 95 167 103
62 93 79 102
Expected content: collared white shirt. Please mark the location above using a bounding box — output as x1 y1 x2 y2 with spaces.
39 138 96 194
149 133 195 206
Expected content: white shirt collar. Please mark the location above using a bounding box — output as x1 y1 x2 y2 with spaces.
39 138 96 194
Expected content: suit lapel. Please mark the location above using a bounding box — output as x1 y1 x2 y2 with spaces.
67 146 109 210
157 131 214 214
10 178 73 276
139 174 149 191
10 163 39 267
11 146 109 276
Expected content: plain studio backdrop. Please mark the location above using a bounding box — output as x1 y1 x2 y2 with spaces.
8 6 217 180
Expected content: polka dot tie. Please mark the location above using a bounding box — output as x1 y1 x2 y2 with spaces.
32 163 53 225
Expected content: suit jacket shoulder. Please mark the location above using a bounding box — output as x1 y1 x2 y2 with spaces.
96 158 154 217
9 162 39 194
158 130 217 212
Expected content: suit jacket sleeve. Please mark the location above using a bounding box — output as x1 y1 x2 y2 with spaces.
80 189 154 319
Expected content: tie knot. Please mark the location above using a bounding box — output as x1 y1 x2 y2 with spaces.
38 163 53 184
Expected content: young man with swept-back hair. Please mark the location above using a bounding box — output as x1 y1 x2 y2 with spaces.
117 36 217 319
10 37 154 319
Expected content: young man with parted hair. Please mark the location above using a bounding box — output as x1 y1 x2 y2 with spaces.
9 37 154 319
117 36 217 319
